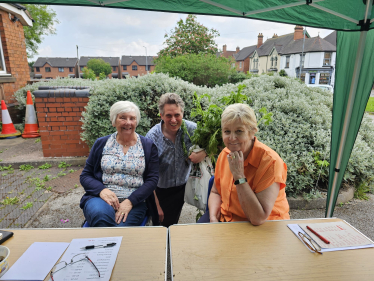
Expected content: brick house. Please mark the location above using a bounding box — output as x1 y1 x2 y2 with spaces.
79 56 120 79
217 44 256 73
33 57 78 79
120 56 155 78
0 3 32 121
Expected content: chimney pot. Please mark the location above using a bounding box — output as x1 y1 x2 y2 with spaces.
294 25 304 40
257 33 264 48
223 44 227 53
236 46 240 53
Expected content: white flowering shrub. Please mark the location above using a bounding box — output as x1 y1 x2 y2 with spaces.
15 74 374 195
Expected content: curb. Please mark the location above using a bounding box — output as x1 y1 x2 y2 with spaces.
0 157 87 169
287 186 355 210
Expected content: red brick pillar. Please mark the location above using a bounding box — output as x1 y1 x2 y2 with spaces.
34 90 90 157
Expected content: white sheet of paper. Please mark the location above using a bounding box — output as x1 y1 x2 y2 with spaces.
287 223 374 253
50 236 122 281
0 242 69 281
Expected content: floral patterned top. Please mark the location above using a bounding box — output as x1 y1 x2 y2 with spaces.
101 132 145 199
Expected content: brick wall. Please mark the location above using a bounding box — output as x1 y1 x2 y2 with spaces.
34 94 89 157
122 61 155 77
34 64 76 79
0 10 29 105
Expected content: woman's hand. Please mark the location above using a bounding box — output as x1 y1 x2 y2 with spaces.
156 204 164 223
188 150 207 164
210 208 221 223
115 199 133 224
227 151 245 181
100 188 120 210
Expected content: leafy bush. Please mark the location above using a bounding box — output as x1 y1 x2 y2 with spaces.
14 73 374 196
87 58 112 76
366 97 374 112
229 72 248 84
82 67 96 81
279 69 288 77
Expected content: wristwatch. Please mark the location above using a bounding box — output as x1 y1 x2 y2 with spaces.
234 178 247 185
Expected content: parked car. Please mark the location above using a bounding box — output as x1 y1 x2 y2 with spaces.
307 84 334 93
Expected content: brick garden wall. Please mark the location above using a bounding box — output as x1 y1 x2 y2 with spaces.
34 94 89 157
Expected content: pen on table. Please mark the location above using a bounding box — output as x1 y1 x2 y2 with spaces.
81 243 117 250
307 226 330 244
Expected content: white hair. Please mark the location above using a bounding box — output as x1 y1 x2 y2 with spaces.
110 101 141 126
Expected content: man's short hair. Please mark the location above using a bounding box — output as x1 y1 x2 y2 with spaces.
158 93 185 115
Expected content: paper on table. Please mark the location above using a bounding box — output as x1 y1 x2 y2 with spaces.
299 221 374 249
50 236 122 281
0 242 69 281
287 223 374 253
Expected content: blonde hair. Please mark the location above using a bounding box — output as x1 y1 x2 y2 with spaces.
221 103 258 134
110 101 141 126
158 93 185 115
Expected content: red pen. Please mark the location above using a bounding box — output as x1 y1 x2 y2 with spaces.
307 226 330 244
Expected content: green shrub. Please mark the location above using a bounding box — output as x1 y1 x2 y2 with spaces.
229 72 248 84
14 73 374 196
366 97 374 112
279 69 288 77
83 67 96 81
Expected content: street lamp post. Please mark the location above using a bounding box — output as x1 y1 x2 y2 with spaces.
143 46 148 74
76 45 79 78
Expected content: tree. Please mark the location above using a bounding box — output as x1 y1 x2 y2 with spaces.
86 59 112 77
82 67 96 81
154 53 236 87
24 5 60 59
158 15 219 58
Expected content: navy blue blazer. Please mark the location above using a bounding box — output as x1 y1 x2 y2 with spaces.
80 134 159 225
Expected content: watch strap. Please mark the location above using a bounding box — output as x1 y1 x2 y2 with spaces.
234 178 247 185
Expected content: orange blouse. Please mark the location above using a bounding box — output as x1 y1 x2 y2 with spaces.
215 137 290 222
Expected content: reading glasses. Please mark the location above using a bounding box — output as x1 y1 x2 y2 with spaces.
50 253 100 280
298 232 322 254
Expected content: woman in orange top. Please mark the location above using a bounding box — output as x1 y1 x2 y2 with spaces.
199 103 290 225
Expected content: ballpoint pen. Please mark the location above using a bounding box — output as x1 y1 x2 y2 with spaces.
307 226 330 244
81 243 117 250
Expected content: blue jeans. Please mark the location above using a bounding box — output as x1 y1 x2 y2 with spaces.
83 197 147 227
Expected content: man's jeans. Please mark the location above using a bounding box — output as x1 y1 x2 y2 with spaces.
84 197 147 227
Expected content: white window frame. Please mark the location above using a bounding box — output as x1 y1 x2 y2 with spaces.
132 65 137 71
239 62 242 68
0 32 8 75
58 67 64 72
285 56 290 68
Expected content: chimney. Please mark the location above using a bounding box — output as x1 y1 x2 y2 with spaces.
223 44 227 53
272 33 278 38
236 46 240 53
257 33 264 48
294 25 304 40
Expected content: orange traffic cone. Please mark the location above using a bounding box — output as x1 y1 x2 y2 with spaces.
0 100 21 139
22 91 40 138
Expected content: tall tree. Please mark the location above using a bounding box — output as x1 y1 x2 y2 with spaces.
158 14 219 58
24 5 60 59
86 59 112 77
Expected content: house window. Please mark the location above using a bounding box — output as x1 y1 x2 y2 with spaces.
36 67 40 72
69 67 74 72
45 67 51 72
231 63 235 68
123 65 127 70
271 57 274 67
146 65 151 71
274 57 278 67
58 67 64 72
319 72 330 84
81 66 84 71
132 65 137 71
239 62 242 68
323 52 332 66
113 66 117 71
285 56 290 68
0 34 7 74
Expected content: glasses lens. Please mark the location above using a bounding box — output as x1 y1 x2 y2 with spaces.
298 232 322 254
51 261 67 275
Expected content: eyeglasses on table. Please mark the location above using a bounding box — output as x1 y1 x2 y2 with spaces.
50 253 100 281
298 232 322 254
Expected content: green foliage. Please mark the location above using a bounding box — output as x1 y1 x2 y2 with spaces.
38 163 52 169
154 53 235 87
366 97 374 112
19 164 34 171
158 14 219 58
302 189 323 201
87 59 112 77
82 67 96 81
0 165 13 171
58 161 71 168
229 72 249 84
43 175 51 181
23 5 60 58
34 138 41 143
278 69 288 77
1 197 19 205
195 209 203 222
20 202 33 210
57 171 67 177
99 72 107 80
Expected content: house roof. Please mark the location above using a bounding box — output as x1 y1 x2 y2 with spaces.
324 31 336 46
34 57 78 68
257 33 295 57
281 36 336 55
0 3 33 26
121 56 155 66
235 45 257 61
217 50 237 58
79 56 120 67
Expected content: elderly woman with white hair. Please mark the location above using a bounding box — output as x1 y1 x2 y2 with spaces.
80 101 159 227
198 103 290 225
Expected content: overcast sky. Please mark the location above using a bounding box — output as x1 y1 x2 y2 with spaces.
35 5 334 60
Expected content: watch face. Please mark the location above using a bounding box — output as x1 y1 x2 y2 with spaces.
235 178 247 185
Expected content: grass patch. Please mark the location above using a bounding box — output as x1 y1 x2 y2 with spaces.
1 196 20 205
58 161 71 168
366 97 374 113
354 179 372 200
19 164 34 171
38 163 52 170
20 202 33 210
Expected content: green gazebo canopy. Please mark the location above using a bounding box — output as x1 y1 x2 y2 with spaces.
6 0 374 216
